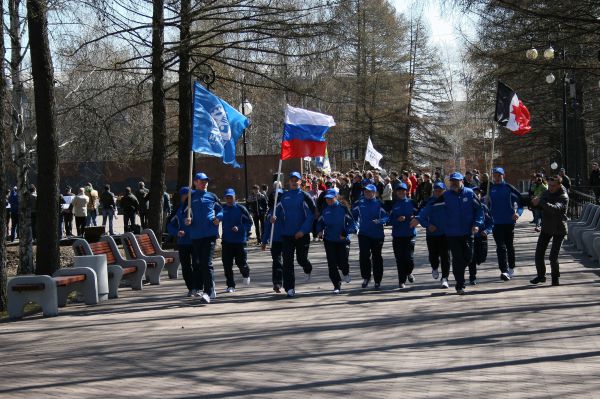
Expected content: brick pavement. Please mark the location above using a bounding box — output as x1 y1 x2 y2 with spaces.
1 212 600 398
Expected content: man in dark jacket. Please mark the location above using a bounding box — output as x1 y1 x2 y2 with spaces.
120 187 139 232
530 175 569 286
246 184 267 244
100 184 117 235
589 162 600 204
136 181 150 229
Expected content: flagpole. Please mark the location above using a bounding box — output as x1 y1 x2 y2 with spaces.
188 79 195 219
269 158 283 247
486 120 496 207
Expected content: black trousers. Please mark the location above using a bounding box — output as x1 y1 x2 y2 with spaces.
251 213 264 242
446 235 474 291
535 232 564 278
75 216 86 236
468 236 488 280
123 213 136 232
393 236 415 285
358 235 384 284
323 240 350 289
64 213 73 236
270 241 283 287
192 237 216 295
493 224 516 273
139 212 148 229
282 235 312 291
178 244 194 291
221 242 250 288
426 235 450 279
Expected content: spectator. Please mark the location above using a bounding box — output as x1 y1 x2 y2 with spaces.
62 186 75 237
531 174 548 232
120 187 140 232
30 184 38 241
85 183 99 227
479 173 490 196
8 187 18 241
72 188 89 236
5 189 11 239
415 173 433 207
350 175 363 204
382 177 393 212
136 181 150 229
589 162 600 203
559 168 571 192
247 184 268 245
100 184 117 235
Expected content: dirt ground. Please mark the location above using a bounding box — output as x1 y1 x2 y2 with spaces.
5 244 75 278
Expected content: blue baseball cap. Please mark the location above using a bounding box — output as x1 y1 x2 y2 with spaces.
394 182 408 191
223 188 236 197
179 187 190 196
433 182 446 190
364 184 377 192
361 178 371 187
324 189 338 199
449 172 464 181
289 171 302 180
194 172 210 181
492 167 505 175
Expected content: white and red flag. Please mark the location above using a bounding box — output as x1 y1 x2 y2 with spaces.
495 81 531 136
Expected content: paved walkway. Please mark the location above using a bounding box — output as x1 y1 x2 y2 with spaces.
2 213 600 398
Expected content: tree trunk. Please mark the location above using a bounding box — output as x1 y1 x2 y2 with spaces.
176 0 192 206
27 0 60 276
148 0 166 237
0 0 8 312
11 0 35 275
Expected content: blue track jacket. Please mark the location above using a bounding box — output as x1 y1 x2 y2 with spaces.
316 201 358 243
274 188 316 236
166 204 193 245
189 190 223 239
352 197 389 239
389 198 418 238
488 181 524 224
417 196 446 237
221 202 253 244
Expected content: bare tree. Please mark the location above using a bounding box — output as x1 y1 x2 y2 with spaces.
0 0 9 312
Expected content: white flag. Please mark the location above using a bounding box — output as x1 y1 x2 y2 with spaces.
365 137 383 170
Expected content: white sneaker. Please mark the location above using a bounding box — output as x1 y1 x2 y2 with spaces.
432 269 439 280
501 272 511 281
287 289 295 297
333 288 341 294
243 277 251 285
226 287 235 293
200 293 211 304
508 268 515 278
407 274 415 283
441 278 449 289
344 274 352 283
304 273 311 282
193 290 202 297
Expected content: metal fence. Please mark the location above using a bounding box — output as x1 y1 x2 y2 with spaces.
568 187 597 219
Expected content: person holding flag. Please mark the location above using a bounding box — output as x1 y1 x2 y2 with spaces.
166 187 195 297
488 167 523 281
352 184 389 289
316 189 357 294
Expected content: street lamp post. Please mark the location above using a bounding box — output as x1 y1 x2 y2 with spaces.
238 84 253 202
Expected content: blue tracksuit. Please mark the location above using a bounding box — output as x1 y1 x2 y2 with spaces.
263 207 284 288
166 203 193 290
417 196 446 237
262 209 283 245
351 197 389 239
440 187 484 237
316 201 358 243
275 188 315 236
389 198 418 238
188 190 223 240
221 203 253 244
469 203 494 280
488 181 523 224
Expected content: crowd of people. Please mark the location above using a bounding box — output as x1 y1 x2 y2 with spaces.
166 166 571 304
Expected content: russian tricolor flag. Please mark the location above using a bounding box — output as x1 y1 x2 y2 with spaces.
281 105 335 160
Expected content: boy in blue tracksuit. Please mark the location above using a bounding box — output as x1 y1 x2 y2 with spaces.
468 187 494 285
416 182 451 288
414 172 483 294
352 184 389 289
316 189 358 293
389 182 419 288
186 172 223 304
262 188 284 293
271 172 316 298
221 188 253 293
167 187 195 297
488 166 524 281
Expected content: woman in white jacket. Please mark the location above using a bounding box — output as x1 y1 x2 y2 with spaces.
71 188 89 236
382 178 393 212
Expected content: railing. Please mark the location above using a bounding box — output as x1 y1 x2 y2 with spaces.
568 187 596 219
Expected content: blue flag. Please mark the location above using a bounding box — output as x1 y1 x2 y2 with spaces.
191 82 249 168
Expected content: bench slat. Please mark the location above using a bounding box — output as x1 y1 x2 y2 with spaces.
122 266 137 275
88 242 117 264
53 275 86 287
11 283 46 292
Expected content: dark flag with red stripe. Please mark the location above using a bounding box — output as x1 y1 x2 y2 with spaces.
495 82 531 136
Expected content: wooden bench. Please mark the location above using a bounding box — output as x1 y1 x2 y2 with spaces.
7 267 99 319
73 236 147 298
122 232 165 285
137 229 180 279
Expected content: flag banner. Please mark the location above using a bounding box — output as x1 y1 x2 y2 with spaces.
281 105 335 160
495 81 531 136
192 82 250 167
315 148 331 174
365 137 383 170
